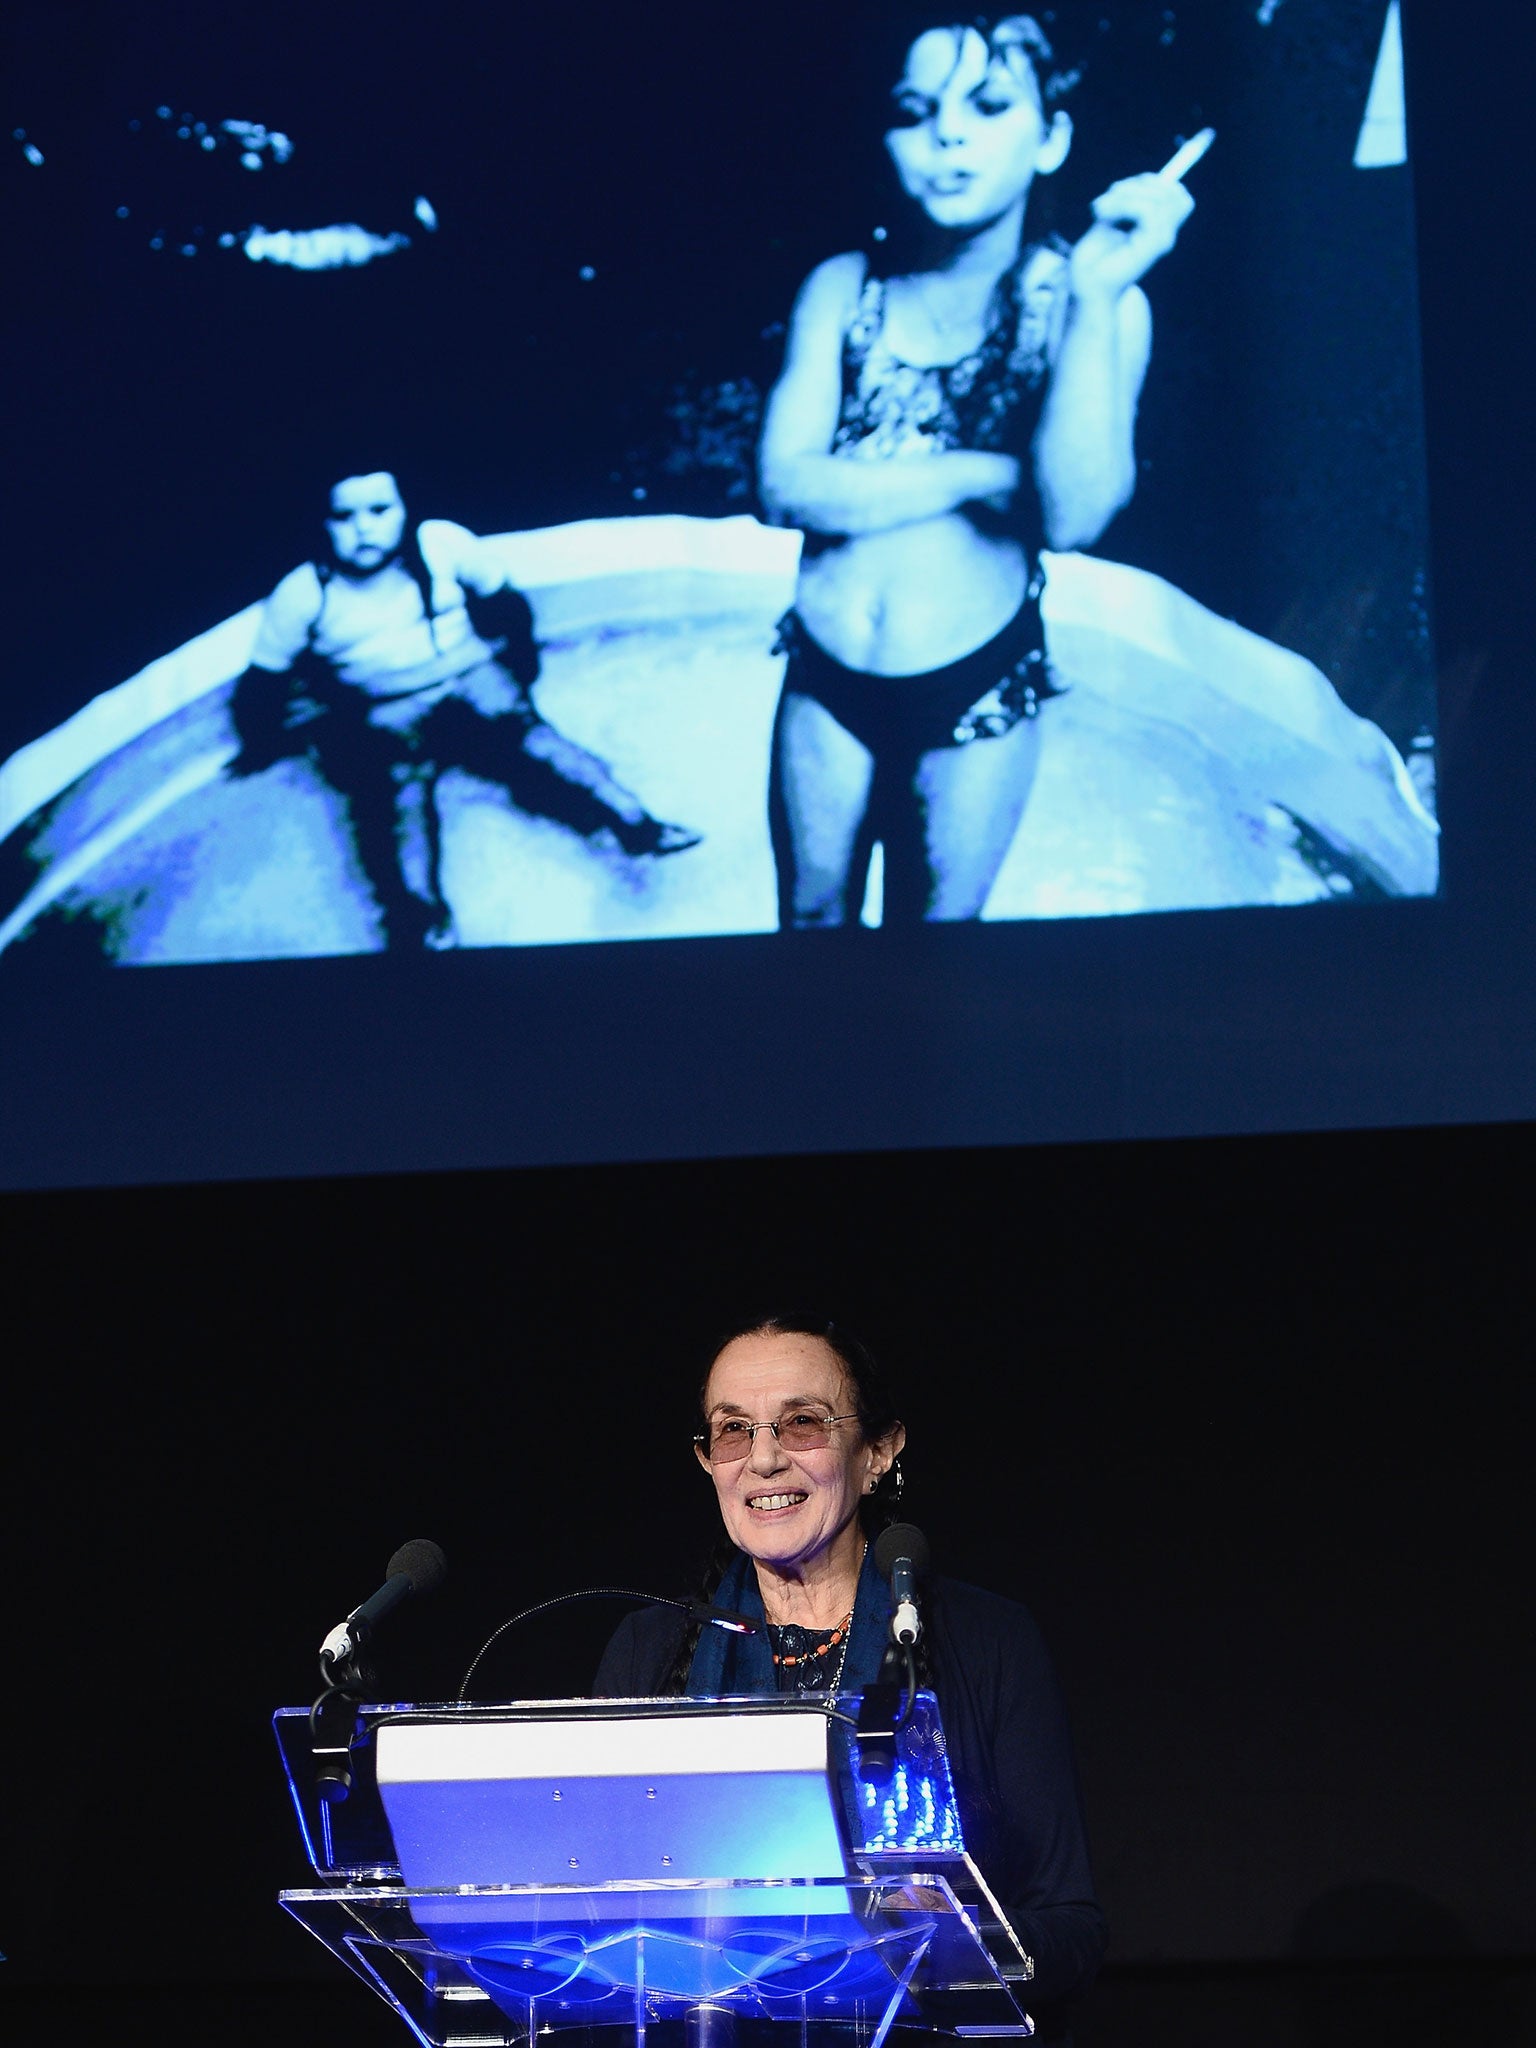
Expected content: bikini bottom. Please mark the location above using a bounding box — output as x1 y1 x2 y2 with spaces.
773 582 1064 761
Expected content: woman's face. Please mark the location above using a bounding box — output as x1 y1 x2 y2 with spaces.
884 26 1069 233
697 1331 901 1576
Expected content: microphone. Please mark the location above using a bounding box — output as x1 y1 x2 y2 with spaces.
874 1523 930 1647
319 1538 448 1672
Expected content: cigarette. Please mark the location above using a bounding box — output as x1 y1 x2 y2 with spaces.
1159 127 1216 182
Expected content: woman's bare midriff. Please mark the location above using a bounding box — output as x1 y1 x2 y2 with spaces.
794 513 1030 676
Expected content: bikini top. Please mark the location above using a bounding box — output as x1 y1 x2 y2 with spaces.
833 242 1068 463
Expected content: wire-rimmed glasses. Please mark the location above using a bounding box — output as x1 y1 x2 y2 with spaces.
694 1411 858 1463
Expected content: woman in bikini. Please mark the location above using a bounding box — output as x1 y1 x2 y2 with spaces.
759 9 1195 926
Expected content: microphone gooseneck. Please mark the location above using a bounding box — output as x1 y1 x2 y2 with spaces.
456 1588 760 1701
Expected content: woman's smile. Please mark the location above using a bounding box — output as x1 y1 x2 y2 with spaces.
698 1329 901 1619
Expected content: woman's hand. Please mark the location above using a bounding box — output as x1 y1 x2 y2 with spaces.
1069 172 1194 305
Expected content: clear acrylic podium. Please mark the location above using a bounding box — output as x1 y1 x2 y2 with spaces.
275 1693 1035 2048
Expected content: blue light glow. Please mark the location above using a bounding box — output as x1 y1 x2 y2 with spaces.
855 1763 963 1855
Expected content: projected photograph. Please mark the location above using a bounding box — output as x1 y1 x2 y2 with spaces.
0 0 1437 961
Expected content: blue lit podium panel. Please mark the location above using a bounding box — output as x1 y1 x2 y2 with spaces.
275 1694 1034 2048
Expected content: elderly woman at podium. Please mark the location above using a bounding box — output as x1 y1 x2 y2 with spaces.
595 1315 1106 2041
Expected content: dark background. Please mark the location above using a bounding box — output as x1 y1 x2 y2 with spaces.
3 1120 1532 2043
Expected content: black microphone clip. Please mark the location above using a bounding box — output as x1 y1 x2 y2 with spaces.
853 1681 901 1786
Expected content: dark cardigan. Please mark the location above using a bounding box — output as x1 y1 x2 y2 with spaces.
594 1572 1107 2033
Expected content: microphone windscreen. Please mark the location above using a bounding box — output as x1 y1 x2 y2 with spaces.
874 1523 930 1579
387 1537 448 1596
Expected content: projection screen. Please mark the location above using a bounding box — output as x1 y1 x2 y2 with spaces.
5 1 1526 1189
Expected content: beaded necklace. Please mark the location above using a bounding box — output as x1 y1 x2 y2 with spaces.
767 1539 866 1695
769 1608 855 1693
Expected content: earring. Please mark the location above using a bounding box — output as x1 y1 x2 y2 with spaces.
890 1457 905 1503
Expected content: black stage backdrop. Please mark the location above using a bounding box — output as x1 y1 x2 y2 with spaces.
4 1121 1532 2043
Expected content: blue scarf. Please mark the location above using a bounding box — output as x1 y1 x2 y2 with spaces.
685 1539 889 1694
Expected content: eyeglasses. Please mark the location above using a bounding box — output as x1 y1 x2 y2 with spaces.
694 1412 858 1463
